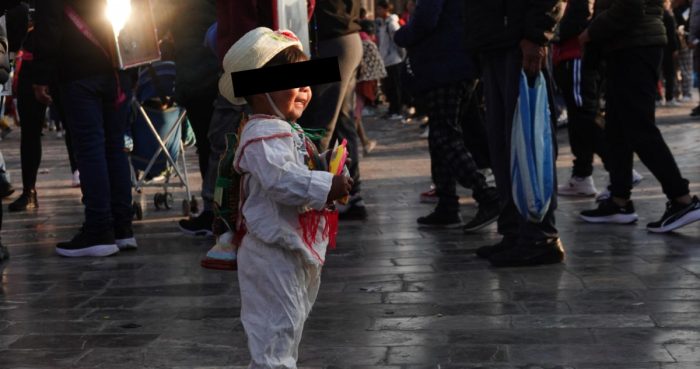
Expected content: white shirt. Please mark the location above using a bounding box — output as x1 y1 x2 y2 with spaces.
234 116 334 265
375 14 404 67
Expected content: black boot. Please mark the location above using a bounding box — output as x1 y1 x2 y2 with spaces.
9 190 38 212
489 238 565 268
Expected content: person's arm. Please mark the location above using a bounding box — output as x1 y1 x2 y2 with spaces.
523 0 564 45
237 135 336 210
31 1 63 105
521 0 562 76
394 0 445 48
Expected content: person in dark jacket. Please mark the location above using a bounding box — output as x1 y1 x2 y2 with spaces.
0 5 11 263
465 0 565 268
554 0 611 197
394 0 500 232
33 0 136 257
659 1 681 105
579 0 700 232
299 0 367 220
672 0 693 103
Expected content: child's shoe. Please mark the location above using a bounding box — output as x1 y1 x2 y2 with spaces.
201 231 237 270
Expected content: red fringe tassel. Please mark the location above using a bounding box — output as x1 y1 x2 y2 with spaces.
299 209 339 250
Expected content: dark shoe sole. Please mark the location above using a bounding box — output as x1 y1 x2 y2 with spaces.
463 214 498 233
489 242 565 268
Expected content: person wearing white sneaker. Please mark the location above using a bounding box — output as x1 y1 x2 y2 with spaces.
579 0 700 233
552 0 610 200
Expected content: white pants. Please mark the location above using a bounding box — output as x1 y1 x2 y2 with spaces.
238 235 322 369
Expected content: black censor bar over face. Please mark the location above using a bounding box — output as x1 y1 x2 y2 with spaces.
231 57 341 97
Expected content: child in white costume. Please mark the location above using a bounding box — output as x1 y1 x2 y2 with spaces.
219 27 353 368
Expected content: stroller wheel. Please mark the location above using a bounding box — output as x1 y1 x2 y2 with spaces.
154 193 163 210
164 193 174 209
133 202 143 220
190 196 199 214
182 199 190 216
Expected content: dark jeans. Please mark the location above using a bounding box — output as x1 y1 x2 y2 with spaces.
661 49 676 102
180 90 217 181
426 80 493 213
300 32 363 195
605 46 689 200
60 73 133 233
553 58 609 177
460 81 491 170
382 62 404 115
480 47 558 244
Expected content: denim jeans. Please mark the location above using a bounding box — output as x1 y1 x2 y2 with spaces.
60 73 133 233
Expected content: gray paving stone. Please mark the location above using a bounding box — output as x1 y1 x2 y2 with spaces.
1 104 700 367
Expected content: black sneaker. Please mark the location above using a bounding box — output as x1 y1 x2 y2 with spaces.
690 105 700 117
338 196 368 221
489 238 565 268
9 190 38 212
463 201 500 233
580 198 638 224
115 225 138 250
647 196 700 233
0 180 15 199
475 236 518 259
56 230 119 258
417 210 463 228
0 243 9 262
178 211 214 236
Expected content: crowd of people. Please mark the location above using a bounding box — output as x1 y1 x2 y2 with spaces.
2 0 700 367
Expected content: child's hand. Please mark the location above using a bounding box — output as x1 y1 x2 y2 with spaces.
327 175 353 202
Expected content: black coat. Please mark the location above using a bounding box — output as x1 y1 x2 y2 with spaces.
464 0 563 51
558 0 594 42
33 0 115 85
588 0 667 52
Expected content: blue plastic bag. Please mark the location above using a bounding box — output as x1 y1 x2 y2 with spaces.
511 71 555 223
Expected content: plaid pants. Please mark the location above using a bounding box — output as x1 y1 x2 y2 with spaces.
426 80 491 212
678 48 693 97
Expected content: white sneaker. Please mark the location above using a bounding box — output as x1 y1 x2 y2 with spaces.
632 169 644 186
419 127 429 139
558 176 598 197
71 170 81 188
478 168 496 186
680 95 694 103
386 113 404 121
666 99 682 107
55 131 64 139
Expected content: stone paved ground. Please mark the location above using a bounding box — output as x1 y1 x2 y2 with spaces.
1 103 700 369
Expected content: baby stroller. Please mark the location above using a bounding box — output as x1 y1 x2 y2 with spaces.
128 61 198 220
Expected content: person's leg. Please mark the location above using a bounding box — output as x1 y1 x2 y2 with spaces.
679 47 693 98
479 48 561 265
384 63 402 116
663 51 677 103
181 91 216 181
101 73 134 244
238 236 318 369
301 33 363 151
461 80 491 170
17 64 46 193
616 47 689 200
179 95 246 236
299 33 365 218
58 75 119 256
